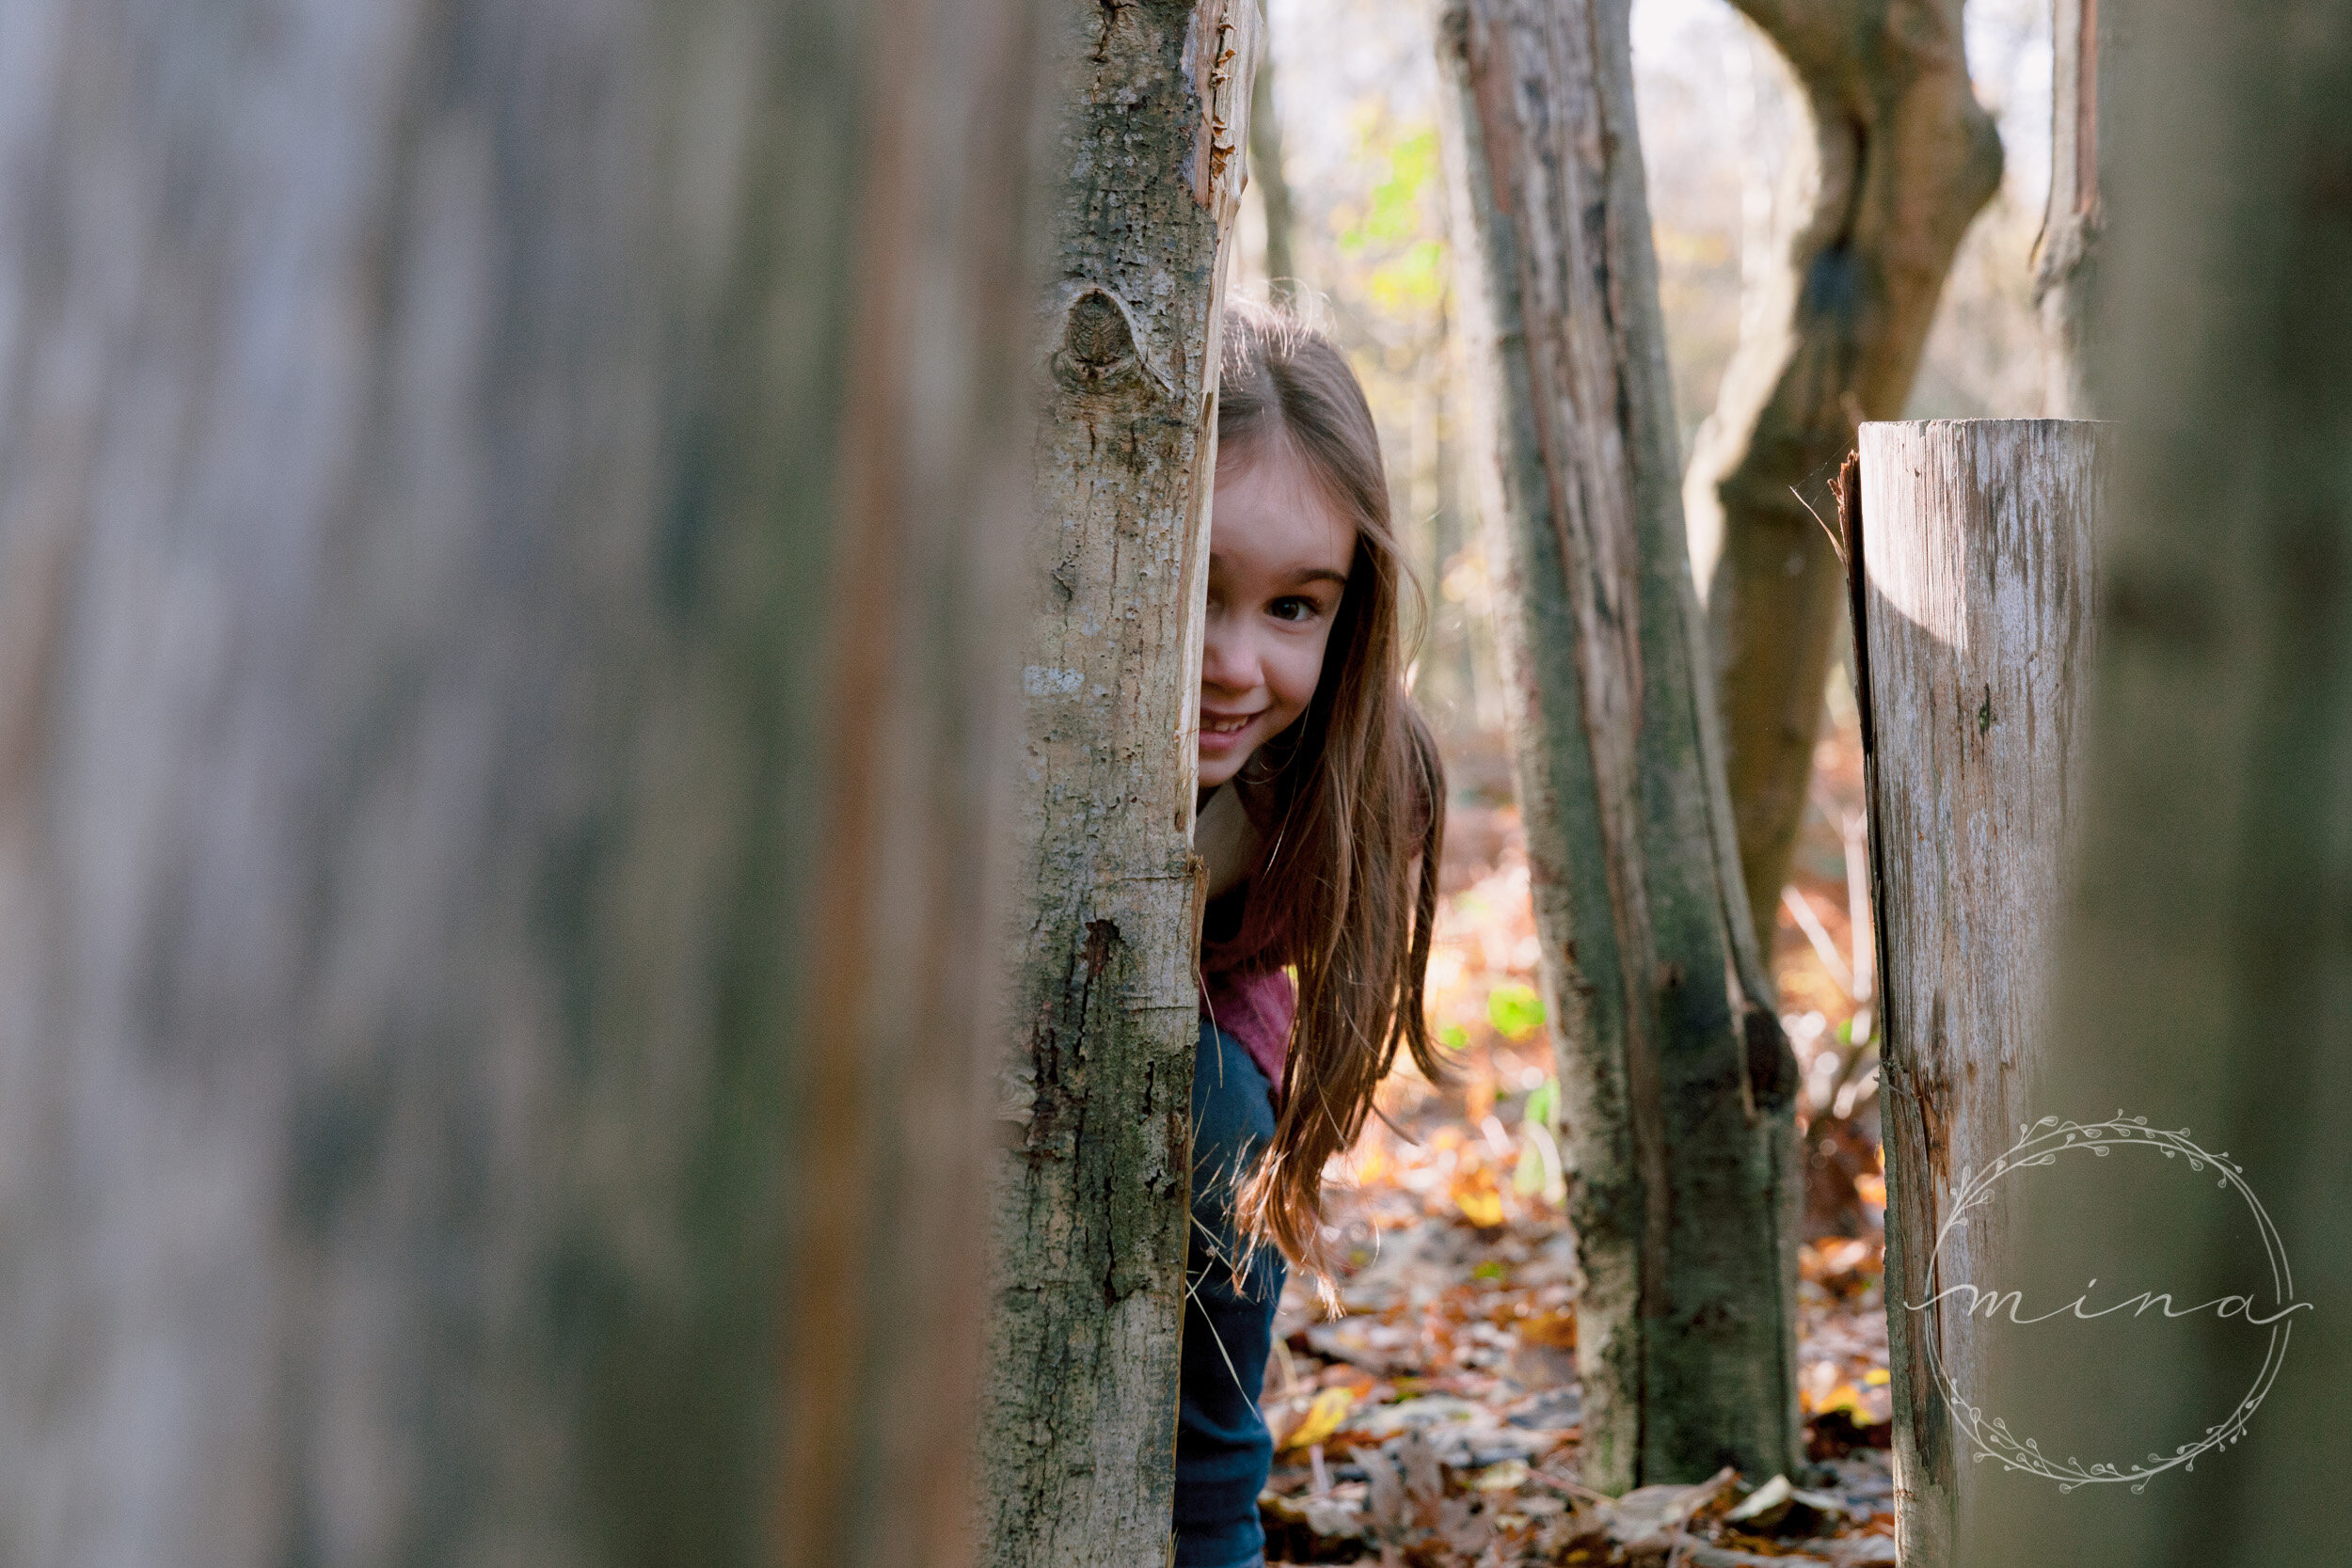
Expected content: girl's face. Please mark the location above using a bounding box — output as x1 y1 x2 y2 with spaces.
1198 441 1357 789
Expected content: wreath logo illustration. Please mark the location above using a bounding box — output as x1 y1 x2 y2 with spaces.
1911 1114 2304 1494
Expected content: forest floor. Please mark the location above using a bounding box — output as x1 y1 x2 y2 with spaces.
1261 696 1893 1566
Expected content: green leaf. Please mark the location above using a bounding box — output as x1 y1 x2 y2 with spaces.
1513 1143 1545 1197
1487 983 1545 1041
1523 1078 1557 1131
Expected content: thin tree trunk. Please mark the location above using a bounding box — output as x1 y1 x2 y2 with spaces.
1438 0 1799 1491
977 4 1255 1562
2032 0 2106 417
1852 420 2111 1567
1960 4 2352 1564
1249 30 1300 302
1686 0 2004 950
0 2 1037 1564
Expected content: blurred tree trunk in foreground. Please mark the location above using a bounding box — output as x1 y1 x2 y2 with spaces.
1684 0 2003 948
1962 3 2352 1565
1438 0 1799 1492
2033 0 2110 416
977 3 1253 1562
0 2 1035 1564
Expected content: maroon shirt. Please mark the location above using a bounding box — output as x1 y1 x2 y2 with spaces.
1200 965 1295 1096
1198 883 1294 1099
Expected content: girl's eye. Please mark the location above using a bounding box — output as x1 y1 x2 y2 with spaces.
1268 596 1318 624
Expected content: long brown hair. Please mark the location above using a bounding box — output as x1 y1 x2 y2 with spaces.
1214 301 1447 1275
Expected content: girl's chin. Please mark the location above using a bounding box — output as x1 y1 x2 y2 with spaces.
1197 754 1241 787
1196 736 1250 786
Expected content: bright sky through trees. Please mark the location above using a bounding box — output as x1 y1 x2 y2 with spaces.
1252 0 2056 451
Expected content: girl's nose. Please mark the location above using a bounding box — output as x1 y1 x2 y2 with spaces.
1199 615 1261 694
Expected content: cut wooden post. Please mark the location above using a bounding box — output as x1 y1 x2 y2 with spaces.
1853 419 2114 1566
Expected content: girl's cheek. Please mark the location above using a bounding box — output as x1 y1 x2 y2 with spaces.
1283 637 1330 706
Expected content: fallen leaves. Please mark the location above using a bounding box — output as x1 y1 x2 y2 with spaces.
1518 1308 1576 1350
1449 1164 1505 1228
1259 1201 1898 1565
1252 791 1897 1566
1795 1238 1892 1435
1282 1387 1361 1451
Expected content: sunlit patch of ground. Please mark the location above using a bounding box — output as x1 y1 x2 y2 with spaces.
1262 702 1894 1565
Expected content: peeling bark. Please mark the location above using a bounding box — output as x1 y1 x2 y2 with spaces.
1438 0 1798 1492
1685 0 2004 948
2033 0 2106 417
977 3 1256 1562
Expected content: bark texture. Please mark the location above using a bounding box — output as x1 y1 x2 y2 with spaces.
2032 0 2106 417
1438 0 1799 1492
0 1 1036 1564
977 3 1255 1562
1959 3 2352 1563
1685 0 2004 949
1853 420 2111 1567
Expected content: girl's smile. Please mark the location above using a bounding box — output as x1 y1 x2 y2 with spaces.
1199 708 1259 747
1197 442 1357 787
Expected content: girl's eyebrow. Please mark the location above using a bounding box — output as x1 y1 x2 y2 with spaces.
1284 567 1350 589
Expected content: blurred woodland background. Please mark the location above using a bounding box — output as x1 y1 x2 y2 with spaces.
1221 3 2058 1559
10 0 2339 1562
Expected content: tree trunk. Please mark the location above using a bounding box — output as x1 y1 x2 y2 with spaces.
1685 0 2004 951
0 2 1037 1564
977 4 1255 1562
1851 420 2111 1567
1438 0 1799 1492
1958 4 2352 1564
1249 28 1300 302
2032 0 2106 418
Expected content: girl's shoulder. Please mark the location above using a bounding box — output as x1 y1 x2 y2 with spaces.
1196 782 1261 902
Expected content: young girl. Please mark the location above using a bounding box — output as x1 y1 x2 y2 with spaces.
1177 304 1447 1568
